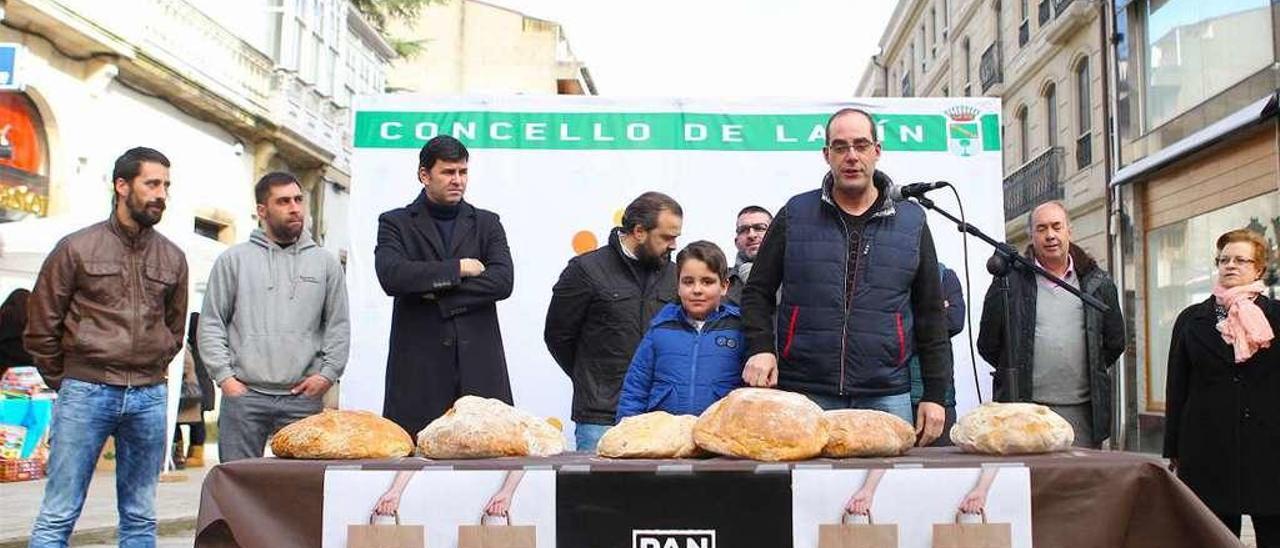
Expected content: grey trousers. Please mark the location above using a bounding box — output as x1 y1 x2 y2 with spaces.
218 390 323 463
1045 402 1098 448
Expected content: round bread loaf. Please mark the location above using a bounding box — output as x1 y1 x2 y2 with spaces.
822 409 916 457
598 411 704 459
417 396 565 458
951 402 1074 454
693 388 828 461
270 410 413 459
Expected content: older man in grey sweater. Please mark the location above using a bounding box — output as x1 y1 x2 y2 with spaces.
199 172 350 462
977 201 1125 448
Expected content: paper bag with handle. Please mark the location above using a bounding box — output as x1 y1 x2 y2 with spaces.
818 510 899 548
347 511 425 548
932 510 1012 548
457 512 536 548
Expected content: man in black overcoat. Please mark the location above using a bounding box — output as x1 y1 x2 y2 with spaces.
374 135 514 435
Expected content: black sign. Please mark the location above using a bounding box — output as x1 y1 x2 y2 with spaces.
557 471 792 548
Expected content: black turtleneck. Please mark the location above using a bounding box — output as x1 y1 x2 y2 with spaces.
426 198 461 253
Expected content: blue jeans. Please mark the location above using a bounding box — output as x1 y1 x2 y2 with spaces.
574 423 611 452
805 392 914 424
30 378 168 548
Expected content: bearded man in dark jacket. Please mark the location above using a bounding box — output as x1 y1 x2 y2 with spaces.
545 192 682 451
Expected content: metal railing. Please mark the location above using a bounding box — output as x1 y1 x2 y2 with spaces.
1055 0 1076 15
1076 133 1092 169
980 43 1003 92
1003 147 1065 221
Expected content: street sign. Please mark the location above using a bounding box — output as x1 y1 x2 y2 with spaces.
0 43 25 91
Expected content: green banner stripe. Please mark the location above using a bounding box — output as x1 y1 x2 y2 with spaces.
354 111 999 153
981 113 1002 151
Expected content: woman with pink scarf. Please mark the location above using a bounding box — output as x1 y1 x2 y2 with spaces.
1164 229 1279 546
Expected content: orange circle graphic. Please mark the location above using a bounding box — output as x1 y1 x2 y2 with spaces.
571 231 597 255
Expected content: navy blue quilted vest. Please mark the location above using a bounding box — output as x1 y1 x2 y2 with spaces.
775 183 925 397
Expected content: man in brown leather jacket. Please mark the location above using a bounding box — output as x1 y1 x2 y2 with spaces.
25 147 188 548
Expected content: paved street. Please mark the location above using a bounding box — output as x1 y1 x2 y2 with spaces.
0 456 208 548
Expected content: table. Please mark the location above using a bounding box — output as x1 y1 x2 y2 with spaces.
195 448 1240 548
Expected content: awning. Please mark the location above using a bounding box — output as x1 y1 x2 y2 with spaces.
1110 91 1279 187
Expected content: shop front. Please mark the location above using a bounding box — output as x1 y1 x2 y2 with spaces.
0 91 49 222
1112 114 1280 451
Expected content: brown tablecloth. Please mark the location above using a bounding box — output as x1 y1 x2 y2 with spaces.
195 447 1242 548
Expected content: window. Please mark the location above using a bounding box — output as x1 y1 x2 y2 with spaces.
1143 0 1272 129
942 84 949 97
1075 58 1092 168
319 0 340 97
1016 105 1029 164
918 28 926 72
930 9 938 58
295 0 321 83
1044 82 1058 148
942 0 950 39
194 218 230 243
994 0 1004 59
1144 192 1279 411
1018 0 1030 46
909 44 916 79
962 38 972 96
1075 59 1091 132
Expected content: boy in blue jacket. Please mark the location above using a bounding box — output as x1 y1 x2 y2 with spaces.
616 241 746 420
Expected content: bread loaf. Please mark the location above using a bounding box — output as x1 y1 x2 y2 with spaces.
417 396 565 458
951 402 1074 454
822 409 916 457
597 411 704 458
692 388 828 461
270 410 413 459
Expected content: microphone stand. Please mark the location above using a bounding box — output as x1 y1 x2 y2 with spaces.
910 191 1109 402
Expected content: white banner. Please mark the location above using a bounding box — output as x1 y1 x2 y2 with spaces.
344 96 1004 430
793 466 1032 548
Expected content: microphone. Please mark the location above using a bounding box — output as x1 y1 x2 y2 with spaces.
889 181 949 201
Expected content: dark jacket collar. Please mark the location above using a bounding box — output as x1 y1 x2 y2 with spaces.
608 228 651 269
1185 293 1275 320
107 210 155 249
607 228 629 260
820 169 897 219
409 189 473 217
1022 242 1099 278
407 190 476 257
1182 294 1277 364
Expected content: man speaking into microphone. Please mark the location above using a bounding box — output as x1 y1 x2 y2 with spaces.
740 107 953 446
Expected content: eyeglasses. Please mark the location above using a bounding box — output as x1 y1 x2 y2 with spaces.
827 139 876 156
1215 256 1257 266
736 223 769 236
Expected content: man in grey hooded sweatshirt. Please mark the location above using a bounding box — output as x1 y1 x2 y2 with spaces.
199 172 350 462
